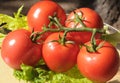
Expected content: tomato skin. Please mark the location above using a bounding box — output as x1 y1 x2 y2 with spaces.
66 8 103 44
77 40 119 82
42 32 79 72
27 0 66 31
27 1 66 40
1 29 42 69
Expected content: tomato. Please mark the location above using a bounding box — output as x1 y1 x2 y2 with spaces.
77 39 119 82
42 32 79 72
1 29 42 69
65 8 103 44
27 0 66 40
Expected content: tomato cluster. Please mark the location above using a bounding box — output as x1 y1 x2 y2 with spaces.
1 0 119 83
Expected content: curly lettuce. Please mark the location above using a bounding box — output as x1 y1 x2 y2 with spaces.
14 63 93 83
0 5 28 46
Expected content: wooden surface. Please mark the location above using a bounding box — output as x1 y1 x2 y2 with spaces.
0 53 24 83
108 49 120 83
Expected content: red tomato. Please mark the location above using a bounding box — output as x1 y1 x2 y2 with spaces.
65 8 103 44
42 32 79 72
1 29 42 69
27 0 66 40
77 39 119 82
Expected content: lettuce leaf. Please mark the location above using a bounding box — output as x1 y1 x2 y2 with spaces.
0 5 28 30
102 32 120 46
14 63 93 83
0 6 28 46
102 24 120 46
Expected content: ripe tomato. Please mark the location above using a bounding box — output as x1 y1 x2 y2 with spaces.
77 39 119 82
1 29 42 69
27 0 66 40
65 8 103 44
42 32 79 72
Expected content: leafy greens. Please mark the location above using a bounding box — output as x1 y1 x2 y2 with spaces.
14 61 93 83
0 5 28 46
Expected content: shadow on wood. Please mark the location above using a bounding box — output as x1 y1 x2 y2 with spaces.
109 80 120 83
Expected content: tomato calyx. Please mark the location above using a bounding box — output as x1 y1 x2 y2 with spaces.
66 10 86 28
48 13 63 28
48 32 75 45
30 30 41 44
73 11 86 27
84 41 105 53
84 29 105 52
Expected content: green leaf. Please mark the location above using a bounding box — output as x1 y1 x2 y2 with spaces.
14 64 39 81
0 6 28 47
14 61 93 83
101 32 120 46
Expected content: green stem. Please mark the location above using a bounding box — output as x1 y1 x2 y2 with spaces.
42 26 104 34
74 12 86 27
90 29 97 52
30 16 105 45
61 31 68 45
48 16 63 28
53 17 63 28
30 24 104 44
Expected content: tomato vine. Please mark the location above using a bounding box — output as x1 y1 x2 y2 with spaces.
30 14 105 51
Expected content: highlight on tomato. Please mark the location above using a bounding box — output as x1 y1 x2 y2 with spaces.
27 0 66 40
42 32 80 72
77 39 120 83
1 29 42 69
65 8 103 44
